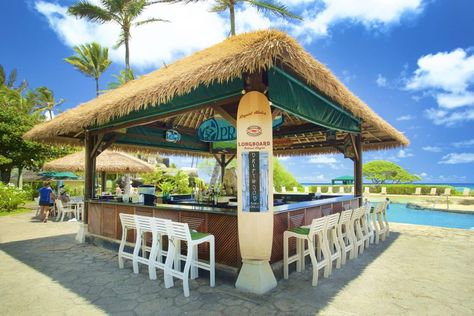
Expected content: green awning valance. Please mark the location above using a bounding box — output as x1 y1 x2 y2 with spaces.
90 77 244 131
267 67 360 133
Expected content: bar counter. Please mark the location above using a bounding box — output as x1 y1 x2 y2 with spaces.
87 195 360 269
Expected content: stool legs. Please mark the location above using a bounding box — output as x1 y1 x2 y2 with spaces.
118 227 127 269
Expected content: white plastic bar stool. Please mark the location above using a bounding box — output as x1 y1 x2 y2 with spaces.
372 203 386 244
382 201 390 238
325 213 341 275
337 209 353 265
349 208 364 258
148 217 172 280
133 215 155 274
118 213 137 269
164 221 215 297
283 216 330 286
364 202 375 244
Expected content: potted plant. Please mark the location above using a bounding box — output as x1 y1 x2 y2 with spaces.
159 181 175 203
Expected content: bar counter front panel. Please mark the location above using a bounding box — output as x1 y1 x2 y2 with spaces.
87 195 360 268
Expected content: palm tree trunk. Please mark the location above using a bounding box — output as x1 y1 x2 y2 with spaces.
125 32 130 82
48 109 53 120
95 78 99 97
229 3 236 36
17 166 23 189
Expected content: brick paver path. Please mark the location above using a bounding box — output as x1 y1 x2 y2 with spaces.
1 210 473 315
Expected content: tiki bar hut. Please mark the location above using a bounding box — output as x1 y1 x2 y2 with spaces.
43 150 155 192
331 175 355 185
24 30 408 293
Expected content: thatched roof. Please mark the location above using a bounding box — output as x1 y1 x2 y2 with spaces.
43 150 155 173
24 30 408 154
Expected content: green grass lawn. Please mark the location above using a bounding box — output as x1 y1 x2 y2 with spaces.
0 208 32 217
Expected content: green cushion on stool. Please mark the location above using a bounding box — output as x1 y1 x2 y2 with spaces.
289 227 310 235
190 231 209 240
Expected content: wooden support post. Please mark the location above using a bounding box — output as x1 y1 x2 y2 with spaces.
220 154 226 184
353 133 363 206
84 132 97 224
101 171 107 194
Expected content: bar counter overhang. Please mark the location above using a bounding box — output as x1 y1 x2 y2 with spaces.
87 195 360 272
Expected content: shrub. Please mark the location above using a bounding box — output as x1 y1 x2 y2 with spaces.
0 183 29 211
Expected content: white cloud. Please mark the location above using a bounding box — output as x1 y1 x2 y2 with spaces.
436 92 474 109
397 149 413 158
278 156 290 161
424 108 474 127
309 155 338 164
376 74 387 87
405 48 474 126
439 153 474 164
35 1 229 69
396 114 415 121
452 139 474 148
419 172 428 177
422 146 442 153
293 0 424 41
406 49 474 96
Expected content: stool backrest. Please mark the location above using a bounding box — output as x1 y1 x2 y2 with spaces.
119 213 136 229
151 217 171 235
309 216 327 236
326 213 340 229
135 215 152 231
339 209 352 224
167 221 191 241
351 207 361 221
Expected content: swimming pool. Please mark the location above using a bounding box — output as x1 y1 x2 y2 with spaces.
383 203 474 230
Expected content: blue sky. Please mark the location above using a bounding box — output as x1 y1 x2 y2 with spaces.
1 0 473 183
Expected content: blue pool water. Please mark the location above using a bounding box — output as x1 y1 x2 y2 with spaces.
385 203 474 230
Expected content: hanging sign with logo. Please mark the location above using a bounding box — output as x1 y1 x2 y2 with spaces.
165 129 181 143
236 91 273 260
198 115 284 142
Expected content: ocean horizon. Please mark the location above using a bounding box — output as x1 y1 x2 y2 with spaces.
300 182 474 191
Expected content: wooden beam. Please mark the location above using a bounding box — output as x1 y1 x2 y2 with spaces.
100 134 118 153
213 105 236 126
273 123 326 137
225 154 236 167
349 134 360 161
90 133 104 159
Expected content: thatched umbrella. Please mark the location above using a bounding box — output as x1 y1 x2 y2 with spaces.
43 150 155 194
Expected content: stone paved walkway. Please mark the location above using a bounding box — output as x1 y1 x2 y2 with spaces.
1 210 473 315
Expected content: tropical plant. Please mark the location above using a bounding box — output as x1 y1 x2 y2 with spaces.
0 84 73 185
0 183 28 211
0 65 27 92
68 0 168 81
363 160 421 184
273 157 301 191
161 0 301 36
64 42 112 97
107 68 136 89
33 86 65 120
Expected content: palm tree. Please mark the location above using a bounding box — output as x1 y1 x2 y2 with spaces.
107 68 136 89
68 0 168 82
34 87 65 120
64 42 112 97
162 0 301 36
0 65 27 92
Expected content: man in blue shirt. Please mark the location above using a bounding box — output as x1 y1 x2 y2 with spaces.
38 181 56 223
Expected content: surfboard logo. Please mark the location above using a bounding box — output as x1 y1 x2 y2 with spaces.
246 125 262 137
